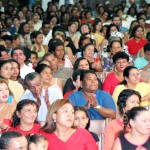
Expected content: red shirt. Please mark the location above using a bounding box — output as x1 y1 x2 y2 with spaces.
126 38 147 55
46 128 98 150
8 123 43 136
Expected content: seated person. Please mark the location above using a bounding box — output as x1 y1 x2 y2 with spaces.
0 45 9 60
103 51 129 95
134 43 150 71
43 52 73 85
69 70 116 120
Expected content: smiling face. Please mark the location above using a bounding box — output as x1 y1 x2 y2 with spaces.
17 104 38 125
53 103 75 128
81 73 98 93
0 83 9 103
74 110 88 129
81 25 90 34
0 62 12 79
11 62 20 78
83 45 95 58
130 110 150 135
111 41 122 56
134 27 144 38
78 59 90 70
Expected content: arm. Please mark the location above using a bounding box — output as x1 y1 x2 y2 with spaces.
57 78 63 91
66 47 75 64
103 74 112 94
112 138 122 150
43 45 48 53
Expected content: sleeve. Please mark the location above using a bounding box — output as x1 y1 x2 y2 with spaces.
103 74 112 94
68 93 77 106
134 58 146 70
104 122 116 150
101 92 116 111
112 86 121 105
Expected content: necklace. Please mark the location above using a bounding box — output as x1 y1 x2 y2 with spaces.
0 104 6 111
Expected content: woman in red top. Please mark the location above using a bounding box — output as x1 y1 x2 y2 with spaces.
126 25 147 56
42 98 98 150
9 99 43 136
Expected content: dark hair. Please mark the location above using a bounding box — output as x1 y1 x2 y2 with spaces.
128 20 139 34
144 43 150 53
84 10 92 19
113 51 129 64
12 99 39 127
74 106 90 129
146 32 150 43
112 14 120 21
30 51 38 59
1 35 12 42
80 69 97 81
12 16 20 22
80 23 91 34
81 43 94 57
110 40 122 49
72 69 83 82
92 18 102 33
74 57 92 70
121 106 148 135
11 46 25 57
11 34 20 41
42 20 50 28
130 25 144 38
0 131 24 149
127 6 137 16
18 22 29 36
43 52 54 60
117 89 141 115
27 134 48 145
35 64 51 74
121 66 138 85
106 24 119 40
0 45 7 57
30 31 42 44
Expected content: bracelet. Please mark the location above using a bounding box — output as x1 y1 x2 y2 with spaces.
94 105 102 109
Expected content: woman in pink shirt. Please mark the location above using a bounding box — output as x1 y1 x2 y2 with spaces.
104 89 141 150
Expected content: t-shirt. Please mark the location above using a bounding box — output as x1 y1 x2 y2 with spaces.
46 128 98 150
8 123 43 136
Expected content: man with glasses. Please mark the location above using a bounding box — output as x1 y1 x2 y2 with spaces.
134 43 150 71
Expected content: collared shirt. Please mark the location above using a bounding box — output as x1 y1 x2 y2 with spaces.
21 86 63 122
20 64 35 79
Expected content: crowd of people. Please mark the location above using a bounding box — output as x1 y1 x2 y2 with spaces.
0 0 150 149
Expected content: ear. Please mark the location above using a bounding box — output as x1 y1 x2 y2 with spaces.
125 76 128 82
52 112 57 121
129 119 135 128
80 80 83 88
16 111 21 118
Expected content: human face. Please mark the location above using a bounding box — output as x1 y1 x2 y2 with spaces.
111 42 122 55
55 45 65 59
82 38 91 46
40 67 53 84
29 139 48 150
34 34 43 44
8 136 28 150
13 18 20 26
86 12 92 19
113 17 120 26
18 11 24 18
125 95 140 111
42 24 50 36
12 49 26 66
81 73 98 93
0 83 9 103
32 16 39 23
83 45 94 58
0 62 12 79
78 59 90 70
69 23 77 33
27 77 42 97
135 27 144 38
15 38 21 46
81 25 90 34
11 62 20 78
44 55 58 70
74 110 88 129
115 58 128 72
125 69 140 85
96 22 102 31
145 51 150 61
30 54 38 64
0 51 9 60
23 24 30 33
53 103 75 128
110 26 118 33
131 111 150 135
17 104 38 125
102 12 108 20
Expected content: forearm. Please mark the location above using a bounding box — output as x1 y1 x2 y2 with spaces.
140 63 150 71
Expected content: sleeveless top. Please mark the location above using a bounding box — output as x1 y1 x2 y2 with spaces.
31 45 45 58
119 135 150 150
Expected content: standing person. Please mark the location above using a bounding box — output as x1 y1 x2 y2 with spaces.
42 98 98 150
112 106 150 150
104 89 141 150
11 46 35 79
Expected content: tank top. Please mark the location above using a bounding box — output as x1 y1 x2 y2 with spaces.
31 45 45 58
119 135 150 150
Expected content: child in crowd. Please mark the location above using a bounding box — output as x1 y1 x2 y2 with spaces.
29 51 38 69
28 134 48 150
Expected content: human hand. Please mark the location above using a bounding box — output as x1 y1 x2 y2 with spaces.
88 94 98 108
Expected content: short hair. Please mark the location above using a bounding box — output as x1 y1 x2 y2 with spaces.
0 131 23 149
43 52 54 60
144 43 150 53
11 34 20 41
112 14 120 21
42 20 50 28
80 69 97 81
35 64 51 74
30 51 38 59
113 51 129 64
1 35 12 42
80 22 91 33
24 72 40 86
0 45 7 57
11 46 25 57
110 40 122 48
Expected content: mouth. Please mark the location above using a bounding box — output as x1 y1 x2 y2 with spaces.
2 95 8 99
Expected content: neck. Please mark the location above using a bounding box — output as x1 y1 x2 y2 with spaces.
42 82 51 88
10 76 17 81
19 121 34 131
52 66 58 73
20 63 24 68
135 37 141 42
82 89 95 95
0 102 6 108
126 82 136 89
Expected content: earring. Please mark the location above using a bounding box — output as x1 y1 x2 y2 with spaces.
54 119 56 122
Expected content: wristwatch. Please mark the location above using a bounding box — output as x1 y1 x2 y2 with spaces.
94 105 101 109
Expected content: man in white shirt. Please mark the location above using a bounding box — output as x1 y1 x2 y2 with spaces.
21 72 63 124
11 46 35 79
